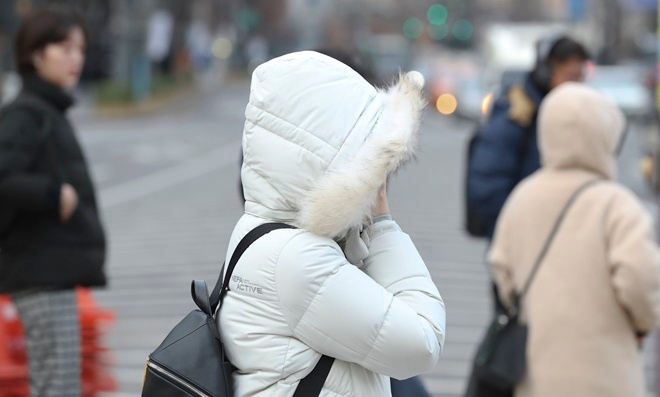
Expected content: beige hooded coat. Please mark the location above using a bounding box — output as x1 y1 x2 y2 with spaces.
489 83 660 397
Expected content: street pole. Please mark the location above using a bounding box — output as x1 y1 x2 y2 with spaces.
653 6 660 396
656 9 660 391
657 0 660 117
227 0 246 69
600 0 621 64
130 0 152 102
111 0 152 101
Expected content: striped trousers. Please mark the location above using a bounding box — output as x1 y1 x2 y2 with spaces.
10 289 81 397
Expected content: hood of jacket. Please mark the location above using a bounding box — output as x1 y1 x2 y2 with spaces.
241 51 425 238
538 82 626 180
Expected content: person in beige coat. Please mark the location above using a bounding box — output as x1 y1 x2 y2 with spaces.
489 82 660 397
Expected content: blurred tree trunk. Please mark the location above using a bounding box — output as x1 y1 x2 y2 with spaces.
168 0 192 75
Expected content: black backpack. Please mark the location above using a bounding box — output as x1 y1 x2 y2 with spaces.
141 223 335 397
464 129 489 238
464 125 534 238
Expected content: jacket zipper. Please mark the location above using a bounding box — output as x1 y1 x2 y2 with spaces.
147 360 211 397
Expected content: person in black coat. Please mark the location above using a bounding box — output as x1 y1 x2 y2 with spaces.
466 35 590 240
0 8 105 396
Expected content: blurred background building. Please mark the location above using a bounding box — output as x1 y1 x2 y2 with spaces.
0 1 659 396
0 0 657 117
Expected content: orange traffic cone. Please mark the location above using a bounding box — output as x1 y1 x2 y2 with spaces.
0 290 117 397
0 295 28 397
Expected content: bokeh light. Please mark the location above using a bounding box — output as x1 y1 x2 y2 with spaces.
403 18 425 39
237 8 260 30
427 4 448 26
436 94 458 115
481 93 494 115
452 19 473 41
428 24 449 40
586 60 595 79
212 38 233 60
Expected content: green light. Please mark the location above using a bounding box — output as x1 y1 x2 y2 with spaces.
427 4 448 26
403 18 424 39
237 8 260 30
452 19 473 41
428 25 449 40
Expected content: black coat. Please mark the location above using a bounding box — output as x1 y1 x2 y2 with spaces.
0 75 106 292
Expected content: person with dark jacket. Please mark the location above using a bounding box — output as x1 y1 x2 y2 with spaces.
464 35 590 397
0 8 105 396
467 35 590 239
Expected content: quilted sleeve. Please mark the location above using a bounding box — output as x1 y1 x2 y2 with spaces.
276 227 445 380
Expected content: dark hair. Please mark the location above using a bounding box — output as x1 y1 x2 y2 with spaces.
14 7 88 75
548 37 590 64
314 48 376 84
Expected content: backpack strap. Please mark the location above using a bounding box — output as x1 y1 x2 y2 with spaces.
293 354 335 397
209 222 335 396
210 222 295 314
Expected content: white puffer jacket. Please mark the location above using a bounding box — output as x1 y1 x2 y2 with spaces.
219 51 446 397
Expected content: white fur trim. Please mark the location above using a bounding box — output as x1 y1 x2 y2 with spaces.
296 74 426 238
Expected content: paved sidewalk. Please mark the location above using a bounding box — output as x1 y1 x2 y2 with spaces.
94 111 657 396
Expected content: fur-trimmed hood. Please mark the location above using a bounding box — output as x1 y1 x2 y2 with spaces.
241 51 425 238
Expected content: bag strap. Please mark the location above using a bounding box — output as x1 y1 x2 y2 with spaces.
512 179 601 314
293 354 335 397
210 222 294 314
210 222 335 396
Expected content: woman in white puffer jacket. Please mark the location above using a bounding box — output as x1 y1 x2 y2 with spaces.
219 51 446 397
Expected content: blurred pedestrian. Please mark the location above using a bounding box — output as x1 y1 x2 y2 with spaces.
0 8 106 396
186 18 212 73
465 34 589 317
467 33 590 239
222 51 445 396
146 8 174 75
487 83 660 397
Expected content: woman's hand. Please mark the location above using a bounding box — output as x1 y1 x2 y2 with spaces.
60 183 78 223
372 181 390 217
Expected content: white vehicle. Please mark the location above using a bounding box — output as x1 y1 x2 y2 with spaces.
481 23 591 92
587 65 654 122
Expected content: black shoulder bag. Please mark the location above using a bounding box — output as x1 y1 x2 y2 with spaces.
466 179 600 396
142 223 335 397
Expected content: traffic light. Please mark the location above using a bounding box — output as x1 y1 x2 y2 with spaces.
236 7 260 31
427 4 448 26
403 18 424 40
452 19 473 41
